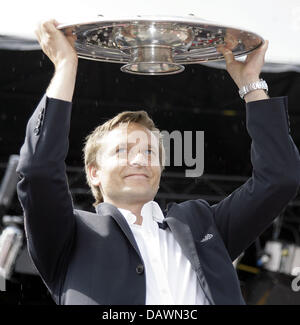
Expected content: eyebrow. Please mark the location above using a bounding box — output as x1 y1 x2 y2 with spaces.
114 142 158 150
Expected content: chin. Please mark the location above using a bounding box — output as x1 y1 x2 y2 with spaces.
122 187 156 200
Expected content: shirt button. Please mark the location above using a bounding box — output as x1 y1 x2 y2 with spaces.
136 264 144 275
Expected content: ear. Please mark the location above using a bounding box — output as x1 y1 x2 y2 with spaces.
87 164 101 186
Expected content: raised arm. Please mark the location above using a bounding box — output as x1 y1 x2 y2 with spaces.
16 20 78 287
34 19 78 101
213 41 300 260
218 40 270 103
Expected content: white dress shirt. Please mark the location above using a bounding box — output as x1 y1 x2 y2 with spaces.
118 201 209 305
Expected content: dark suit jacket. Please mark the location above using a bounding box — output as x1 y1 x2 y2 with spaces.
16 95 300 305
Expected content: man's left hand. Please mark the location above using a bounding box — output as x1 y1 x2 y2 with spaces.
218 40 269 89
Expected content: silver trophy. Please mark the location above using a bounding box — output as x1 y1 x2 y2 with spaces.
58 15 264 75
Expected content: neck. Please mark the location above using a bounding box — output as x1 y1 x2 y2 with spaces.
104 199 149 225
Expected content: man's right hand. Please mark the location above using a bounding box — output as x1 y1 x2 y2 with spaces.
35 19 78 102
35 19 78 69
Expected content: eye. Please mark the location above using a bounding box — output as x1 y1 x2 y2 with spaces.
145 149 156 155
116 147 127 154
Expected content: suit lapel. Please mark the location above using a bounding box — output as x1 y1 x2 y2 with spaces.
164 204 215 305
96 202 143 262
164 216 201 271
96 201 215 304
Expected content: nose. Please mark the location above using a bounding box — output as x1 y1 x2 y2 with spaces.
128 150 148 166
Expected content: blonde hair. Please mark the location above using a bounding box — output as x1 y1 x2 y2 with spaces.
83 110 165 206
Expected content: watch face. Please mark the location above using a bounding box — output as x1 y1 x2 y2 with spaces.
58 15 264 75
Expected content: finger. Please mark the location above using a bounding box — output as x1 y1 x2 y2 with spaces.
260 39 269 55
52 19 61 28
52 19 67 37
66 35 77 48
218 46 235 66
40 19 59 35
221 48 235 66
223 49 235 65
258 39 269 54
252 40 268 57
64 27 75 36
34 22 45 47
245 39 269 63
261 39 269 49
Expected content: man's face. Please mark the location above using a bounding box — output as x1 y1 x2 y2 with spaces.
89 122 162 206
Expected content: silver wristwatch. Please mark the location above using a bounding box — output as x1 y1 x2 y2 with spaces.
238 79 268 99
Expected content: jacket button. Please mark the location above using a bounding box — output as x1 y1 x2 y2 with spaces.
136 264 144 275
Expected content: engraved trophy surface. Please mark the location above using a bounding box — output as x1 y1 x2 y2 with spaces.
58 15 264 75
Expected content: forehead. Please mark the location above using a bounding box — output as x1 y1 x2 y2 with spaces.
100 122 159 148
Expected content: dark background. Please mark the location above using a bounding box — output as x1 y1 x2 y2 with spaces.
1 49 300 304
1 50 300 175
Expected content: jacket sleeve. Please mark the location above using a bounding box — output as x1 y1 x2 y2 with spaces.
212 96 300 261
16 95 75 285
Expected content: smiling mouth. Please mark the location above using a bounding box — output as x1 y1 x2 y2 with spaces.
124 174 149 179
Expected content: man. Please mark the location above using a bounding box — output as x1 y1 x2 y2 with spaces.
17 19 300 305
